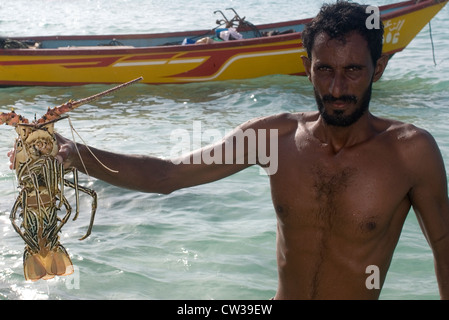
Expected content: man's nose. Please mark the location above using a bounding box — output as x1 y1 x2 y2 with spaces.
329 72 348 98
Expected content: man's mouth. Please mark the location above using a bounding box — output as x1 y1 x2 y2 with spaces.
323 95 358 108
330 100 349 109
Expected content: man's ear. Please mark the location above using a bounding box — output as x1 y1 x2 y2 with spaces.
301 55 312 81
373 54 389 82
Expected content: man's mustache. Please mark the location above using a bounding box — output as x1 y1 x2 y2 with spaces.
322 95 357 104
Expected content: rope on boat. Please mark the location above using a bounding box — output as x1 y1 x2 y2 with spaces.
428 21 437 66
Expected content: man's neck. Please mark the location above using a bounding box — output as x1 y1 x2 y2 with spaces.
314 112 377 154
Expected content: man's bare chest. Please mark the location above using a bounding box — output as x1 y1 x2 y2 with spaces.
270 140 412 236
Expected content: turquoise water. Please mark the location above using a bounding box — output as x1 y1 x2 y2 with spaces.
0 0 448 300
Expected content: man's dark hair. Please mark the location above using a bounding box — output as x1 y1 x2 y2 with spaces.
302 1 384 65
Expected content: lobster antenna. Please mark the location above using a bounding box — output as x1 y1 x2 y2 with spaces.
69 76 143 110
39 77 143 123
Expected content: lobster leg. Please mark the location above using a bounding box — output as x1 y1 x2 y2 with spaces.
68 167 81 221
77 184 97 241
42 157 64 209
52 193 72 236
10 189 38 251
64 174 97 241
42 159 54 200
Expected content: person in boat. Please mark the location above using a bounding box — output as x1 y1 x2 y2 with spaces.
44 1 449 299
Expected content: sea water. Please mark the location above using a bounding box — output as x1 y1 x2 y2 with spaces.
0 0 448 300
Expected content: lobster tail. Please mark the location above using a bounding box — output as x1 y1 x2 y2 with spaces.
23 245 74 281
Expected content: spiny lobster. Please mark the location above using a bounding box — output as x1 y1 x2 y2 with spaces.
1 77 142 281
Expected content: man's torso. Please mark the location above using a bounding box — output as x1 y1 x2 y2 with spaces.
267 112 417 299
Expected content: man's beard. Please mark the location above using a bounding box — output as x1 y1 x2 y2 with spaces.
315 82 373 127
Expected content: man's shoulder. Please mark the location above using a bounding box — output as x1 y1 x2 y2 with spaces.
380 118 439 157
245 111 317 128
241 112 306 132
381 118 433 143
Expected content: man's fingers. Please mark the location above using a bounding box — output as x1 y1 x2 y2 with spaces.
55 155 63 164
7 149 15 170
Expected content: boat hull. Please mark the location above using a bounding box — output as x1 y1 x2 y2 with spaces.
0 0 447 86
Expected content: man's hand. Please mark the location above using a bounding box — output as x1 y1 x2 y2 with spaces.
54 133 77 169
7 133 76 171
7 149 15 170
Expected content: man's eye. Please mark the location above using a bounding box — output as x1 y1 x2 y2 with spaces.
347 66 362 72
317 66 332 72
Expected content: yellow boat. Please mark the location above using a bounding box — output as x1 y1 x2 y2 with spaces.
0 0 447 86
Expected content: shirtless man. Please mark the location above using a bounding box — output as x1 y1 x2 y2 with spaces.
50 2 449 299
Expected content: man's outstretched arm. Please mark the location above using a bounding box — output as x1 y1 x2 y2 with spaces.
54 114 284 194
